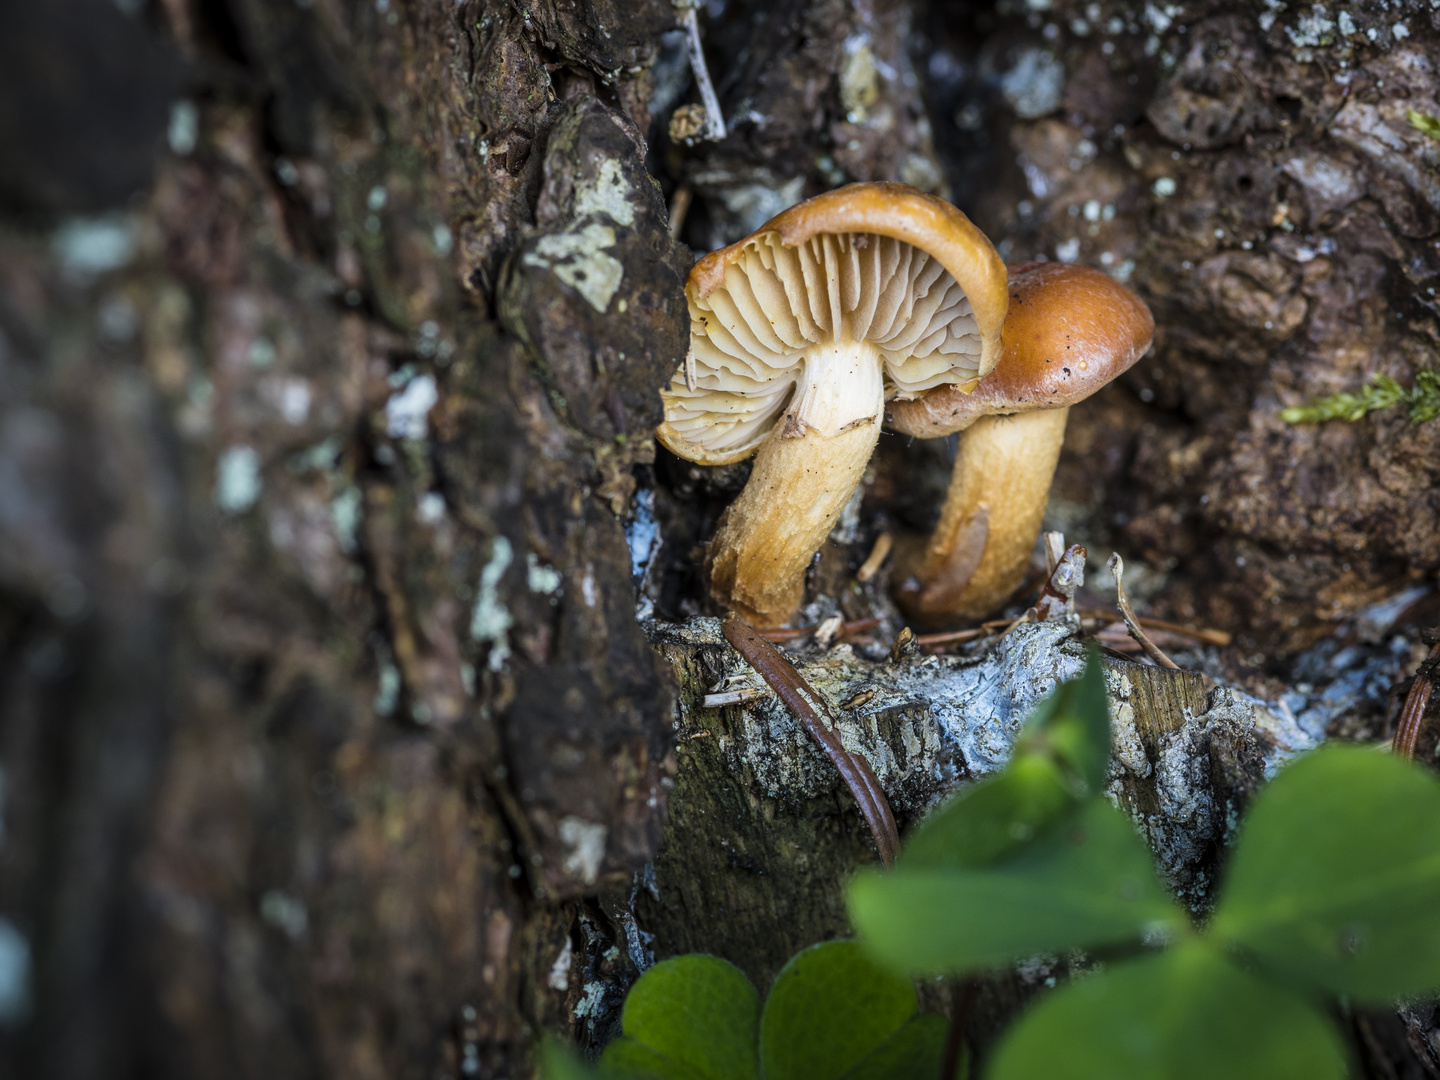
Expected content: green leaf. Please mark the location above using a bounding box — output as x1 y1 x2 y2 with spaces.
599 1038 706 1080
600 955 760 1080
988 941 1348 1080
838 1014 953 1080
758 940 920 1080
1015 648 1112 798
900 758 1075 870
1210 745 1440 1002
850 801 1184 975
539 1038 606 1080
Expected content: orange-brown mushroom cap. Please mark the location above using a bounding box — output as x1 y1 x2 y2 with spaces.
890 262 1154 625
886 261 1154 438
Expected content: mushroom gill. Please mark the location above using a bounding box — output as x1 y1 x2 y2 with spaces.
657 231 985 466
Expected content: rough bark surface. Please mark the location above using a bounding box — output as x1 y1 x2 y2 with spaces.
3 1 1440 1079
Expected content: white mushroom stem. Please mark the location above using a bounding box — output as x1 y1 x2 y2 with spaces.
706 344 885 627
896 407 1070 624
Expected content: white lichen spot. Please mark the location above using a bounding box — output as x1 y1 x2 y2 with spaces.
330 486 362 553
573 158 636 227
417 492 446 524
547 937 574 992
259 890 309 939
522 224 624 314
558 817 608 884
215 446 262 514
840 36 879 123
385 373 438 440
1000 48 1065 119
527 553 562 595
375 657 401 715
718 177 805 236
471 536 514 670
1152 176 1177 197
0 918 31 1024
1286 5 1337 47
581 565 598 608
1393 21 1410 39
168 100 199 155
1337 10 1357 35
573 979 607 1019
278 378 312 425
53 215 138 277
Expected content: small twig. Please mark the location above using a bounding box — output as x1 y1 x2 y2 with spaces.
700 687 767 708
812 614 845 649
915 616 1018 649
722 617 899 867
1393 630 1440 760
1076 608 1232 647
1107 553 1179 670
668 184 693 241
855 532 894 582
939 978 979 1080
674 2 726 141
1042 530 1066 576
758 617 882 642
1029 542 1086 622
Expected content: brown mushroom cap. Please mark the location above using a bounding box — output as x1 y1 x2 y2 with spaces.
891 262 1155 626
658 182 1010 466
886 261 1154 438
654 182 1009 627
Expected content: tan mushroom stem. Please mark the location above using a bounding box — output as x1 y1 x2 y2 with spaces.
894 408 1068 622
707 343 885 626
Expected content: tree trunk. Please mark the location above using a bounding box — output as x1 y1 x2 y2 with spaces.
1 1 1437 1079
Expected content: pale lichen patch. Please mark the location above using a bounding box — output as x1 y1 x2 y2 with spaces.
521 224 624 313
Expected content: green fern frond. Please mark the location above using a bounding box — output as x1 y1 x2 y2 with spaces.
1280 371 1440 426
1408 108 1440 142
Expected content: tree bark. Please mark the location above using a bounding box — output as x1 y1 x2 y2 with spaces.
2 1 1438 1079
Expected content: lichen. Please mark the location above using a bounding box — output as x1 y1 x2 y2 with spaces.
470 536 515 670
521 224 624 313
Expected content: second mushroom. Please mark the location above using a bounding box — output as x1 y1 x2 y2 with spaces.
656 183 1009 628
886 261 1155 626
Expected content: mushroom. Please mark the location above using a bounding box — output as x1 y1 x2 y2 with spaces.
886 261 1154 625
656 182 1009 627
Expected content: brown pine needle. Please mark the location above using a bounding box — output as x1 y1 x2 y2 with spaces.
722 618 900 866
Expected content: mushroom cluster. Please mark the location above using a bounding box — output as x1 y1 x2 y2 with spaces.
657 184 1154 630
657 182 1009 627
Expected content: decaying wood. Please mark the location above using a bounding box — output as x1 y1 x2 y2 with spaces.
636 617 1282 996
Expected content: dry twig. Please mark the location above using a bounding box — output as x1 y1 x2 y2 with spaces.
722 618 900 866
758 617 882 642
1106 553 1179 670
855 532 893 583
674 2 726 141
1393 629 1440 760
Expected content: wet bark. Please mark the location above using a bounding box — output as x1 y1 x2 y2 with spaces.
2 1 1439 1079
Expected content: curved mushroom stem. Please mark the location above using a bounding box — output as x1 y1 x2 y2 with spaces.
894 407 1070 626
707 352 885 627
